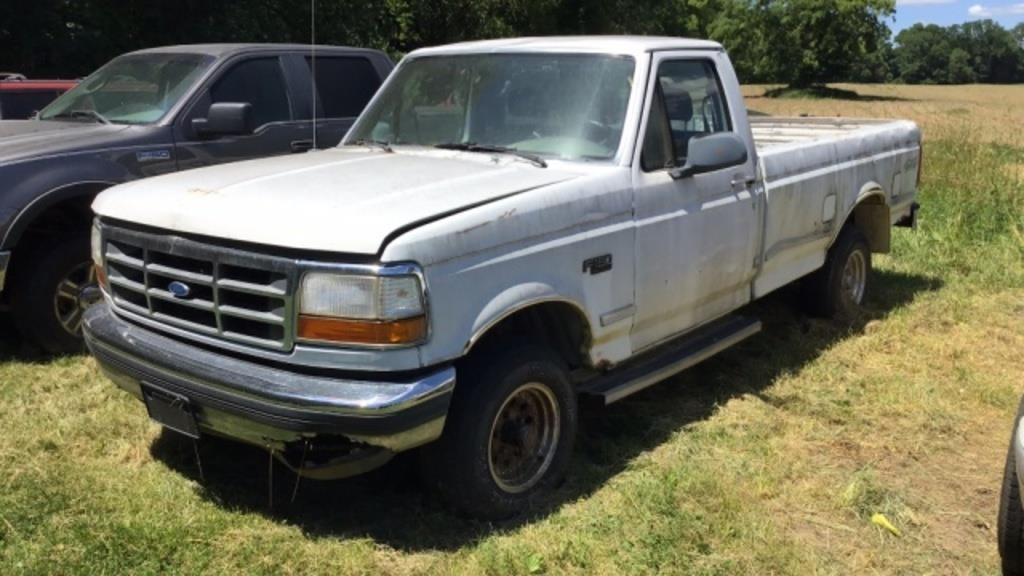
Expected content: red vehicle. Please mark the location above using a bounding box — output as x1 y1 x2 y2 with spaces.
0 74 77 120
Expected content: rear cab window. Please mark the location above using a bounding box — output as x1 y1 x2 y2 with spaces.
304 56 382 119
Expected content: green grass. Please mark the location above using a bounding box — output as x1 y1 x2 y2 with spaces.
2 96 1023 574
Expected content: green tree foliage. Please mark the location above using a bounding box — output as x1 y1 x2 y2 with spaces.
709 0 895 86
893 20 1023 84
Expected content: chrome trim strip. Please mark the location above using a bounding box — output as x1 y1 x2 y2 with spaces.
600 304 636 327
0 250 9 292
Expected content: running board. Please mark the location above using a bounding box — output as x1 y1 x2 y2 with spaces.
579 316 761 405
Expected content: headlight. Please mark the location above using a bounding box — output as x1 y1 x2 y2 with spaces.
91 221 102 267
91 221 108 291
297 271 426 346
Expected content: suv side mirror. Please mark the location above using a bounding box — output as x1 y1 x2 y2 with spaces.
670 132 748 179
192 102 254 137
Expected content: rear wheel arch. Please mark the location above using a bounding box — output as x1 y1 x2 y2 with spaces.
833 186 890 254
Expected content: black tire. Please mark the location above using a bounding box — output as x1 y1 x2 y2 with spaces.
801 225 871 318
10 234 92 355
420 345 577 520
999 397 1024 576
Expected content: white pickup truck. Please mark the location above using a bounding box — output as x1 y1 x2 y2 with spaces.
83 36 921 518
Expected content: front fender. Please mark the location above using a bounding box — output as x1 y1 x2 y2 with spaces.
0 157 129 250
464 282 587 352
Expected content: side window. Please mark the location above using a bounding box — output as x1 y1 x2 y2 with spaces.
642 60 730 171
210 58 291 128
305 56 381 118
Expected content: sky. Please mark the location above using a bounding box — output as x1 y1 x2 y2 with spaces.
893 0 1024 33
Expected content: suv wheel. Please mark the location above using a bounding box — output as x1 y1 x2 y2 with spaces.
421 345 577 519
10 234 92 354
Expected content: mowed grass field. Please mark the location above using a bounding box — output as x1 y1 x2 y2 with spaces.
2 84 1023 575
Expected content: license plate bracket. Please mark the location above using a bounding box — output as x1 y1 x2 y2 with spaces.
141 383 199 439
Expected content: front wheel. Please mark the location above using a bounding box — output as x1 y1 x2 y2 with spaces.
10 234 93 355
421 346 577 519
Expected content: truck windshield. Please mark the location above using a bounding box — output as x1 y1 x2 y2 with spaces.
38 53 213 125
348 53 636 161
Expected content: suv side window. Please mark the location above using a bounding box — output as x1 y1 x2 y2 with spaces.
305 56 381 119
642 60 731 171
210 57 291 128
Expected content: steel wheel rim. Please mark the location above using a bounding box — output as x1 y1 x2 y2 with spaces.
488 382 561 494
54 261 95 336
841 249 866 306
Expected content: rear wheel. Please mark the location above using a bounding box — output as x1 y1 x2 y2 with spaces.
421 345 577 519
10 234 92 355
802 225 871 318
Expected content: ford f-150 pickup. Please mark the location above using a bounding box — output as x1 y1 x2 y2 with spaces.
0 44 392 353
83 36 921 518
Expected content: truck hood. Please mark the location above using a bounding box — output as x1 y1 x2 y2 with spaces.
93 147 583 255
0 120 131 164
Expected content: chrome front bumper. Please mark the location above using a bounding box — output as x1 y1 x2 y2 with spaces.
0 250 9 292
83 303 454 457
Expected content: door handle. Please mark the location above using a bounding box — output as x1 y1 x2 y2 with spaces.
291 139 314 153
731 176 756 189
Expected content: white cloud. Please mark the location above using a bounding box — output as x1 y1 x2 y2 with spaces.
896 0 955 5
967 2 1024 17
968 3 992 15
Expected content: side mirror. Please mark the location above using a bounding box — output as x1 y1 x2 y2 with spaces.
670 132 748 179
192 102 254 137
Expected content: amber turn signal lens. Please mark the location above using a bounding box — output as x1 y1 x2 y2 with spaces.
297 314 427 345
94 263 108 290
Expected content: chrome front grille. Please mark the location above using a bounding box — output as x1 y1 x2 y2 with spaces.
101 225 298 351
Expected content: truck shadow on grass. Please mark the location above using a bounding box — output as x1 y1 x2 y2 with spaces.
150 268 941 551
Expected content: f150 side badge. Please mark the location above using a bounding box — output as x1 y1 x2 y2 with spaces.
137 149 172 163
168 281 191 299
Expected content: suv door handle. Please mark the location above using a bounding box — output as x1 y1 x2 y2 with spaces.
731 176 755 188
291 139 314 153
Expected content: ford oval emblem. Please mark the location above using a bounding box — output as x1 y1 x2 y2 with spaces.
167 281 191 299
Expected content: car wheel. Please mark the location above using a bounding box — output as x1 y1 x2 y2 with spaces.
802 225 871 318
10 234 92 355
999 397 1024 576
421 345 577 519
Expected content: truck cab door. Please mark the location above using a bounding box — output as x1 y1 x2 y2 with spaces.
629 52 760 353
174 55 313 169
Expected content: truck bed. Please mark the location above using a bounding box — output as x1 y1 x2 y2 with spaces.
750 116 902 150
747 115 921 299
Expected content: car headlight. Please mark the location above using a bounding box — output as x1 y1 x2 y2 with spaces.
297 271 427 346
91 220 108 290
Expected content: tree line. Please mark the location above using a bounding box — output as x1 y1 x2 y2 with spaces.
2 0 1023 86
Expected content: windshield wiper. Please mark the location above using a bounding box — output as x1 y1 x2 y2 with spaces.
46 109 111 125
348 138 393 152
434 142 547 168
